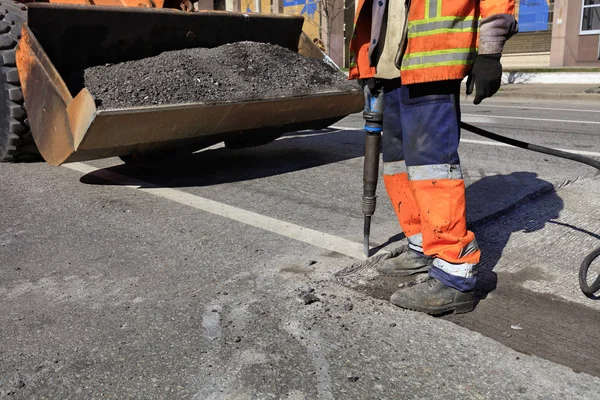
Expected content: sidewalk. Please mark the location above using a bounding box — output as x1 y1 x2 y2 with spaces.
464 71 600 100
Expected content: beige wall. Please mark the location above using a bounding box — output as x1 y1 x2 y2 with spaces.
326 0 345 66
226 0 240 11
241 0 271 13
551 0 600 67
241 0 346 67
578 35 600 63
196 0 214 10
282 5 322 50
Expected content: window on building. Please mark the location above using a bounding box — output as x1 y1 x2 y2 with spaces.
581 0 600 34
548 0 555 26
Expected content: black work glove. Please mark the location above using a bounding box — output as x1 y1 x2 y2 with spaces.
466 53 502 105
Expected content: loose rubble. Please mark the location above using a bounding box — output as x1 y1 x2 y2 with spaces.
298 287 320 305
79 41 359 109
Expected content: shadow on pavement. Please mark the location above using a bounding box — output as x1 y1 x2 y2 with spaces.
466 171 563 302
447 175 600 378
80 128 366 188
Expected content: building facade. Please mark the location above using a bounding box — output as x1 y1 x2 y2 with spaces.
198 0 600 69
503 0 600 68
550 0 600 67
199 0 347 67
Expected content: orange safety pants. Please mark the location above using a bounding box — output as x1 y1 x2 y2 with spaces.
381 79 479 291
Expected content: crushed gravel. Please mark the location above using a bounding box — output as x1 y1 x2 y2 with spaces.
79 41 359 109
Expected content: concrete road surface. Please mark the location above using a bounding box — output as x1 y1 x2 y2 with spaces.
1 98 600 399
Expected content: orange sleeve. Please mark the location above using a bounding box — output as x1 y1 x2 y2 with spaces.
348 0 377 80
479 0 515 19
478 0 518 54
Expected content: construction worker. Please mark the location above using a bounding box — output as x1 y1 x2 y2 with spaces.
349 0 518 314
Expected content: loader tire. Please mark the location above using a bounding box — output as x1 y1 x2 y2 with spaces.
0 1 40 162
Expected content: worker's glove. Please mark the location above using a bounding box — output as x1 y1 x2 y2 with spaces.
465 53 502 105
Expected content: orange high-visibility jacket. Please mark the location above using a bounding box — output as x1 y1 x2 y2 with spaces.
349 0 516 84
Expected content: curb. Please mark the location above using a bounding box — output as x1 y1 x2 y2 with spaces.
495 90 600 101
501 71 600 85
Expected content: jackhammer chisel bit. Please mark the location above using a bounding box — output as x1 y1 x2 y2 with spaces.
363 132 380 257
362 79 383 257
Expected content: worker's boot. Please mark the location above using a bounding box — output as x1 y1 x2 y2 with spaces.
377 245 433 276
389 277 474 315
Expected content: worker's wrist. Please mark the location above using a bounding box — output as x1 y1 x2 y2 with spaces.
478 14 519 55
476 53 502 63
478 38 506 56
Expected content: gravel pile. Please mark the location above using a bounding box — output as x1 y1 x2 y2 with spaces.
80 41 359 109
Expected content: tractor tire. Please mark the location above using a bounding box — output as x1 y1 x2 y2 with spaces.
0 0 40 162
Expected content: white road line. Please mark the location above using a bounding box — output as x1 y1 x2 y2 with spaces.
335 115 600 126
330 125 361 131
461 115 498 124
280 129 344 139
461 139 600 157
462 114 600 125
63 162 367 260
330 126 600 157
192 130 346 154
461 104 600 113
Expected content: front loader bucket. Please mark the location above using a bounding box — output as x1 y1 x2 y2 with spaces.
16 4 362 165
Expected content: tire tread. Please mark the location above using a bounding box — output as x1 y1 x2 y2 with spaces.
0 0 39 162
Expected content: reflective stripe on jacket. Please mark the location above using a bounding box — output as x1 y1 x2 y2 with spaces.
349 0 515 84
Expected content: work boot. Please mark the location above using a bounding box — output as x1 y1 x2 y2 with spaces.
389 277 474 315
376 246 433 276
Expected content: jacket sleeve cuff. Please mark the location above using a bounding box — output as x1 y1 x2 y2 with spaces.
478 14 519 55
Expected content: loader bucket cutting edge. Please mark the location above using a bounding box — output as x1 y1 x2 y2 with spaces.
15 4 363 166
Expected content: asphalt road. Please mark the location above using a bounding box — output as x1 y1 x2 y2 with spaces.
1 97 600 398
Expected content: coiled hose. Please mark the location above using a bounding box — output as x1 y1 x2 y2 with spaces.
460 122 600 299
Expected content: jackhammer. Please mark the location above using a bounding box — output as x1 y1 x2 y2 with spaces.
361 79 384 257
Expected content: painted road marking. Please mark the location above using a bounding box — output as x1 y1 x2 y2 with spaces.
461 104 600 114
280 129 345 139
461 139 600 157
462 114 600 125
193 129 346 154
63 162 368 260
330 126 600 158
